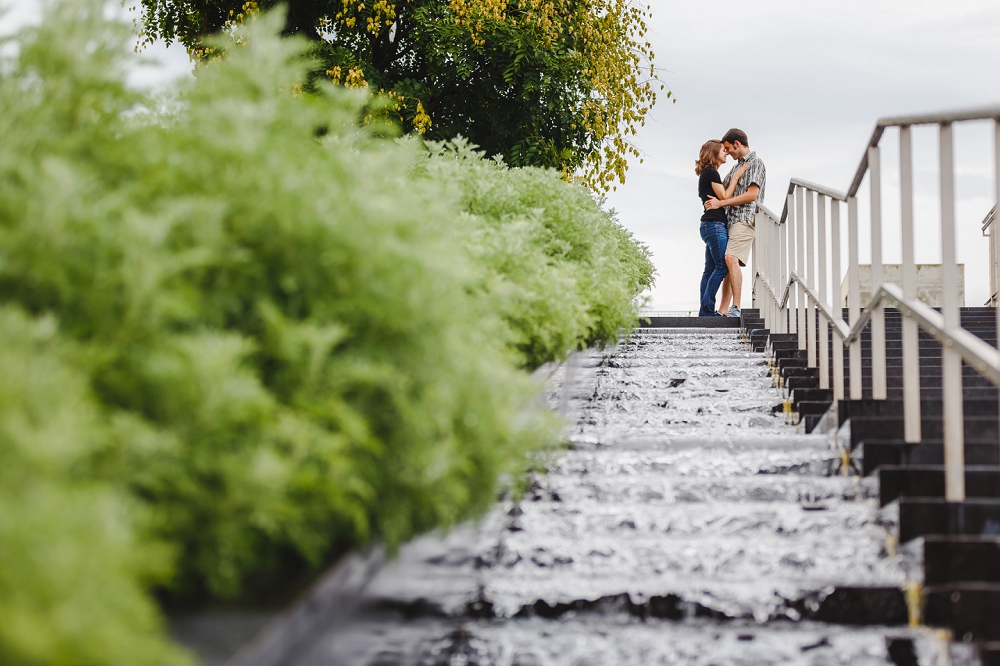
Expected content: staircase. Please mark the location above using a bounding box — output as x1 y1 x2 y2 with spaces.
744 305 1000 664
224 321 981 666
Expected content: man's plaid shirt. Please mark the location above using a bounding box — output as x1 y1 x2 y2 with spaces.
722 150 766 227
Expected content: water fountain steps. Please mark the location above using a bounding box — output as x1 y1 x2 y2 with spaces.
271 324 943 665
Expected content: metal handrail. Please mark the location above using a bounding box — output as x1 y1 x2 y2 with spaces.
750 106 1000 503
780 106 1000 221
776 275 1000 379
981 205 996 234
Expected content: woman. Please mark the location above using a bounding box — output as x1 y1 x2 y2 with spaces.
696 140 746 316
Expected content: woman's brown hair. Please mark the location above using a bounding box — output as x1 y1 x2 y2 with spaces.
695 140 723 176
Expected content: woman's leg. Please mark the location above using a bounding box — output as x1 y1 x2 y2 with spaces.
705 223 729 315
699 237 713 315
700 222 728 316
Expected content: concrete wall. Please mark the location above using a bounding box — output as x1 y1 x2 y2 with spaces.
839 264 965 308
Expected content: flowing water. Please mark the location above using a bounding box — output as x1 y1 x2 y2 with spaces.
288 328 969 666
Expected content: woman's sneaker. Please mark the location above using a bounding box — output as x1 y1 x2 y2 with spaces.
724 306 741 318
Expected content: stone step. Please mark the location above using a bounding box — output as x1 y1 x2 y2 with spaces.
858 441 1000 476
925 583 1000 641
838 398 1000 424
878 465 1000 505
848 415 1000 449
555 441 838 478
897 497 1000 542
639 317 740 328
308 612 932 665
923 535 1000 586
538 471 876 505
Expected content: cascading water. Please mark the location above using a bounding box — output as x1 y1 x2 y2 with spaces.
289 328 970 666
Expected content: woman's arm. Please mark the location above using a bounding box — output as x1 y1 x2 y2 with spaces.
705 184 761 210
710 163 747 199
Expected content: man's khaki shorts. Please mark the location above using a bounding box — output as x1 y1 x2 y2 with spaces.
726 221 755 267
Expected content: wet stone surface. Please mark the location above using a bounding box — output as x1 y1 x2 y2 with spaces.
294 329 957 665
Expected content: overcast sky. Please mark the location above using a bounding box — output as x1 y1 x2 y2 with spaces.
606 0 1000 311
4 0 1000 313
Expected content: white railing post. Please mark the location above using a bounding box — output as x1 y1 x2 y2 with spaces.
788 192 797 337
848 196 862 400
771 217 778 330
939 122 965 502
994 119 1000 458
806 190 817 369
779 213 788 333
831 200 845 400
990 118 1000 460
818 195 830 390
869 145 888 400
899 125 922 443
796 187 807 351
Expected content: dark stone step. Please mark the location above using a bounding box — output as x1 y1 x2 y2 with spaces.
858 441 1000 476
924 583 1000 641
779 358 808 373
878 466 1000 505
639 317 740 328
898 498 1000 542
839 399 1000 426
791 388 833 405
502 586 907 626
797 400 833 416
833 355 1000 367
775 349 806 363
850 416 1000 449
923 535 1000 586
841 375 997 389
787 378 820 392
849 388 999 400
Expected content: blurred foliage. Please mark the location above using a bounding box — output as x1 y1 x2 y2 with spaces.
0 308 191 666
135 0 667 192
0 1 651 661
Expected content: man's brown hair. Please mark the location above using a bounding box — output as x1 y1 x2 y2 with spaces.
721 128 749 147
695 140 723 176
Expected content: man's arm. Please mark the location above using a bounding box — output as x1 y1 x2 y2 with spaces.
705 184 760 210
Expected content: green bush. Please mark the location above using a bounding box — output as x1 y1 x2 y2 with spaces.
0 307 190 666
1 0 546 602
423 140 654 368
0 0 652 661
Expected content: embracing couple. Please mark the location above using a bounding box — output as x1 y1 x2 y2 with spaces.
695 128 766 318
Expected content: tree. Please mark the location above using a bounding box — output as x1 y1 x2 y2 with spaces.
136 0 666 191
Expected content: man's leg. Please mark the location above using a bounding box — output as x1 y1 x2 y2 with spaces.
725 253 743 308
718 276 732 315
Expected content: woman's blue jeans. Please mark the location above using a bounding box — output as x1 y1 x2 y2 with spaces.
699 220 729 316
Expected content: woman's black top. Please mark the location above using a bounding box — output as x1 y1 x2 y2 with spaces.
699 167 727 223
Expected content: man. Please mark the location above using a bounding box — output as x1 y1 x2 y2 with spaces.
705 128 766 318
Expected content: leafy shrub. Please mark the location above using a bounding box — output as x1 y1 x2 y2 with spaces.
423 140 654 368
1 0 544 602
0 0 652 660
0 307 190 666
